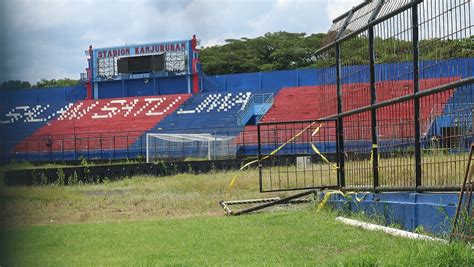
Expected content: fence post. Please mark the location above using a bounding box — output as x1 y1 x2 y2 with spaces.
369 27 379 191
335 43 345 188
368 0 384 191
412 1 422 190
257 124 263 192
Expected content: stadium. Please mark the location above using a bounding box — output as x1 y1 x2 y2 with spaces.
1 0 473 265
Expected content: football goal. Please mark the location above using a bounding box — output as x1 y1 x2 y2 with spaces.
146 133 237 163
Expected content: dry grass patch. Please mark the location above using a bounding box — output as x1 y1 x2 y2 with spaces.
0 169 294 227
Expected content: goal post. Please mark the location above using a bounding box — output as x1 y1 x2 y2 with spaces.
146 133 237 163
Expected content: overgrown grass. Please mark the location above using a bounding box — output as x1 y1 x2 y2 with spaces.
261 151 468 190
0 169 289 226
1 164 473 265
343 151 468 187
1 209 472 266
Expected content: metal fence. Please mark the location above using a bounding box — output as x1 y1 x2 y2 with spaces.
257 119 339 192
258 0 473 192
1 126 257 163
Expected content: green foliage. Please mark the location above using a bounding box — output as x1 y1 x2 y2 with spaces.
159 161 168 175
414 225 426 235
80 158 92 183
80 157 89 167
210 162 217 173
187 164 193 174
69 171 79 185
0 80 31 90
33 78 79 88
55 169 65 186
200 32 327 75
0 78 79 91
40 173 48 185
200 32 474 75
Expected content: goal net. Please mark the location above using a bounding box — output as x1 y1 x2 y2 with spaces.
146 133 237 162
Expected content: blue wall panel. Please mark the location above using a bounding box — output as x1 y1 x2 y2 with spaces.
37 87 68 103
203 58 473 93
297 69 318 86
1 86 82 106
98 81 123 99
91 58 473 98
261 70 299 91
225 72 262 92
158 76 188 95
126 79 155 96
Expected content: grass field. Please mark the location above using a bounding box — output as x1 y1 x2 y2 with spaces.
1 169 473 265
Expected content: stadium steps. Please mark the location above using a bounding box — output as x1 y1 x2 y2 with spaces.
426 84 474 136
15 94 190 153
145 92 253 135
0 101 75 153
238 77 457 149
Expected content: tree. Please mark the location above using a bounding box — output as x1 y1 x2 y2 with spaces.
200 32 328 75
33 78 79 88
200 31 473 75
0 80 31 90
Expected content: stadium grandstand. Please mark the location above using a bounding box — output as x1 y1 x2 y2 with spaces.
1 55 472 162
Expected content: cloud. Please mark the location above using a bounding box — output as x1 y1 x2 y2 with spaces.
325 0 361 21
1 0 357 83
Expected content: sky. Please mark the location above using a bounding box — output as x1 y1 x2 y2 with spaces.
0 0 360 84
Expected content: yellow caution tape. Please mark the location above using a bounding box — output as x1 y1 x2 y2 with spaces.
317 190 370 211
369 143 380 164
225 122 319 195
310 143 339 170
311 124 321 137
225 159 259 193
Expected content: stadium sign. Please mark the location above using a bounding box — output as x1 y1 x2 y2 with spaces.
95 41 188 58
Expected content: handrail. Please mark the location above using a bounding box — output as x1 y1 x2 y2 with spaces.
237 93 274 125
237 94 255 121
255 93 275 123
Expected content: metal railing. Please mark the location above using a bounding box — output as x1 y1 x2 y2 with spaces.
255 93 274 123
237 93 274 125
0 126 261 163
